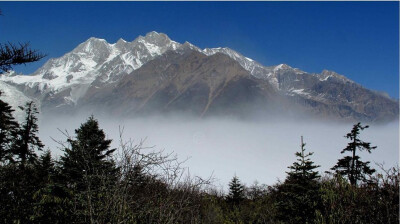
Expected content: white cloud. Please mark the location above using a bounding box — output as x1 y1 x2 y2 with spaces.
39 113 399 191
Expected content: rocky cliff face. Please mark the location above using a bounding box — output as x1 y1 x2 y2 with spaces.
0 31 398 122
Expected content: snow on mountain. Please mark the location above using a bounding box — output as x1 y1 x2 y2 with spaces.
0 31 182 106
0 31 323 99
0 31 396 122
201 47 309 90
0 80 38 122
203 47 272 78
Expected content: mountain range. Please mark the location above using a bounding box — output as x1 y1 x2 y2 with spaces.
0 31 398 122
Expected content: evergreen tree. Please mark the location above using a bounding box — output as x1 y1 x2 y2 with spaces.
59 116 117 189
31 150 72 223
12 101 44 167
331 122 376 186
0 100 44 223
59 116 118 222
286 136 320 183
226 175 245 206
0 91 19 163
34 150 56 186
276 136 321 223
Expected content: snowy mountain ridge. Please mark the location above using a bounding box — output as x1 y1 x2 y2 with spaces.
0 31 397 122
0 31 317 100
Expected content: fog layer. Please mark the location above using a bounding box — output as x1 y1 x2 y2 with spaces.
39 113 399 190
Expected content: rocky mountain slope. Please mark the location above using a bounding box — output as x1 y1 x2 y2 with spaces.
0 31 398 122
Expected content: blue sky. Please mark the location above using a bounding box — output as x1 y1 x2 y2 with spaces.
0 1 398 98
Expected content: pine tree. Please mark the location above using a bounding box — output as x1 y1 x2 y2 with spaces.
276 136 321 224
0 91 19 163
286 136 320 183
31 150 72 223
59 116 117 190
35 150 56 186
0 101 44 222
226 175 245 206
59 116 118 222
12 101 44 167
331 122 376 186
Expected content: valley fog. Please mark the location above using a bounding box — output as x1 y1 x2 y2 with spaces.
38 113 399 191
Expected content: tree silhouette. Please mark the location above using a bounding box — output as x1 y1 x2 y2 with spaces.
226 175 245 206
60 116 117 190
331 122 376 186
286 136 320 183
276 136 321 223
0 91 19 163
12 101 44 167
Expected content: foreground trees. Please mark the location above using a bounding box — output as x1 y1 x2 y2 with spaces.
0 101 44 223
58 116 118 223
0 91 19 163
12 102 44 168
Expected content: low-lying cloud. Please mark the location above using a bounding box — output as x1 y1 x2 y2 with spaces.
39 113 399 191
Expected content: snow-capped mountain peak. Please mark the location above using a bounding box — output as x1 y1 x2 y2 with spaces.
1 31 396 123
0 32 183 106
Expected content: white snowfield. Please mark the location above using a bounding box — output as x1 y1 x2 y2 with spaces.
0 81 38 121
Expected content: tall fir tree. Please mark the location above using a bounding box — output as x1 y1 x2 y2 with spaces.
0 91 19 163
59 115 117 190
58 116 118 222
31 150 72 223
276 136 321 224
12 101 44 167
0 99 45 223
226 175 245 206
286 136 320 183
331 122 376 186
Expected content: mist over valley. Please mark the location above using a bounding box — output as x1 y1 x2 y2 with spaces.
38 112 399 189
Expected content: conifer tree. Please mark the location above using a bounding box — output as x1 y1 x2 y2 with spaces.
35 150 55 185
331 122 376 186
0 91 19 163
276 136 321 223
31 150 72 223
59 115 117 190
0 101 44 222
226 175 245 206
59 116 118 222
12 101 44 167
286 136 320 183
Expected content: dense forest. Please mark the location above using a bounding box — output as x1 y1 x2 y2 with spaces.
0 96 398 223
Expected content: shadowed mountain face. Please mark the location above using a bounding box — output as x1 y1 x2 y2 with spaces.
80 50 281 118
0 31 398 122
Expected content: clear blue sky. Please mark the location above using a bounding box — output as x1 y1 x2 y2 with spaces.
0 1 398 98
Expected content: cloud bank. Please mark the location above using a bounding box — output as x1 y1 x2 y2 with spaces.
38 113 399 191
